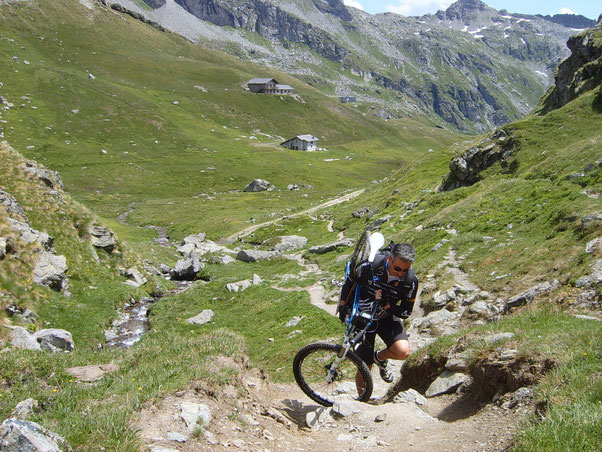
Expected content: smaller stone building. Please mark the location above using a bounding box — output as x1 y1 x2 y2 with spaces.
281 135 319 151
247 78 294 94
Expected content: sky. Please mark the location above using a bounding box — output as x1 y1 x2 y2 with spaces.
342 0 601 21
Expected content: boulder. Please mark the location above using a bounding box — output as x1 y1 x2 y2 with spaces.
272 235 308 252
332 399 362 417
305 406 332 429
10 327 40 351
411 309 457 331
425 371 469 397
0 237 6 259
180 402 212 433
13 399 39 420
226 280 252 292
580 213 602 230
0 419 68 452
393 388 427 405
186 310 214 326
252 274 262 285
585 238 602 254
34 329 74 352
89 225 116 253
243 179 275 192
236 249 277 262
308 238 354 254
170 256 204 281
504 280 560 311
125 267 147 287
575 259 602 289
8 218 53 250
23 162 63 190
33 251 68 291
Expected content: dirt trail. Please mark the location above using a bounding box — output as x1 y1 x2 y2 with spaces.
223 189 365 242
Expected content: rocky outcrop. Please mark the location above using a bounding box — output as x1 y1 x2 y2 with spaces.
439 128 520 191
539 21 602 113
243 179 275 192
89 225 117 253
171 0 349 61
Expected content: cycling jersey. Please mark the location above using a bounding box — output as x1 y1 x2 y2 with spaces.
340 253 418 319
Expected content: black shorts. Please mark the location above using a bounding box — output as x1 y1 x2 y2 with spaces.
355 315 408 365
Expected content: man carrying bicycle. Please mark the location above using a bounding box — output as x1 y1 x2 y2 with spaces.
337 242 418 383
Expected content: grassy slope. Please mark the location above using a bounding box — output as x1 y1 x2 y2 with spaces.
0 0 461 244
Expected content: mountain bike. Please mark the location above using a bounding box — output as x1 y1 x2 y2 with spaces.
292 230 385 406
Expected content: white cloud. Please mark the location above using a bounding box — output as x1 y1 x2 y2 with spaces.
558 8 578 15
344 0 364 10
386 0 454 17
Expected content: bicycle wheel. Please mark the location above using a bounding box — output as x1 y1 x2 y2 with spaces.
293 342 373 407
349 230 371 274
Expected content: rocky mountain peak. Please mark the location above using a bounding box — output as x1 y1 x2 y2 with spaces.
437 0 496 23
311 0 352 22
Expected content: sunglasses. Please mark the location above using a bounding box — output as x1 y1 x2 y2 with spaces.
393 266 409 273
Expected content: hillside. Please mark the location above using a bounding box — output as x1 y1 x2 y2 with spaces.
111 0 582 132
0 2 601 452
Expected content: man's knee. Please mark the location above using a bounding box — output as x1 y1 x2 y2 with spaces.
389 340 410 360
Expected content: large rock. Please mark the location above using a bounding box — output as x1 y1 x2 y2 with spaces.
10 327 41 351
0 237 6 259
180 402 212 433
34 329 74 352
236 249 278 262
393 388 427 405
89 226 116 253
504 280 560 311
7 218 53 250
13 399 39 420
308 238 354 254
33 251 68 291
425 371 469 397
575 259 602 288
170 256 204 281
186 310 214 325
243 179 275 192
411 309 458 331
23 162 63 190
125 267 147 287
0 418 68 452
226 280 252 292
272 235 308 252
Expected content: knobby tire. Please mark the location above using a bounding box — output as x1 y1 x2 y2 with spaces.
293 342 373 407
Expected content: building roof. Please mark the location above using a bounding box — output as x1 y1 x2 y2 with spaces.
247 78 278 84
276 84 294 90
296 134 318 142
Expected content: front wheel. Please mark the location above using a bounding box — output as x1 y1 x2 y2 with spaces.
293 342 373 407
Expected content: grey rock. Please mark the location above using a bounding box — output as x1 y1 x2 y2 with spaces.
252 273 262 285
374 413 387 422
352 207 370 218
220 255 236 264
243 179 275 192
332 399 362 417
585 238 602 254
166 432 189 442
272 235 308 252
411 309 457 330
236 249 277 262
393 388 427 406
581 213 602 229
0 418 68 452
575 259 602 288
0 189 27 220
23 162 63 190
226 280 252 292
309 238 354 254
285 316 304 327
14 399 38 420
306 406 331 429
10 327 40 350
0 237 6 259
151 446 180 452
89 225 116 253
170 256 204 280
425 371 469 397
367 215 392 230
34 329 74 352
499 387 533 409
33 251 68 291
445 358 468 372
467 300 495 316
498 349 519 360
125 267 147 287
8 218 53 250
504 280 559 311
573 314 601 321
158 263 171 273
431 239 450 251
180 402 211 432
181 232 206 247
186 310 214 325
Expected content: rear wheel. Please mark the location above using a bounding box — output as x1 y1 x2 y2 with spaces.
293 342 373 407
349 230 371 276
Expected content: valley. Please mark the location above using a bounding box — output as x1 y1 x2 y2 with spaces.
0 1 600 451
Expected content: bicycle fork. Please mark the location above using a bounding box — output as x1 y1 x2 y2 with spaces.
325 328 365 383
